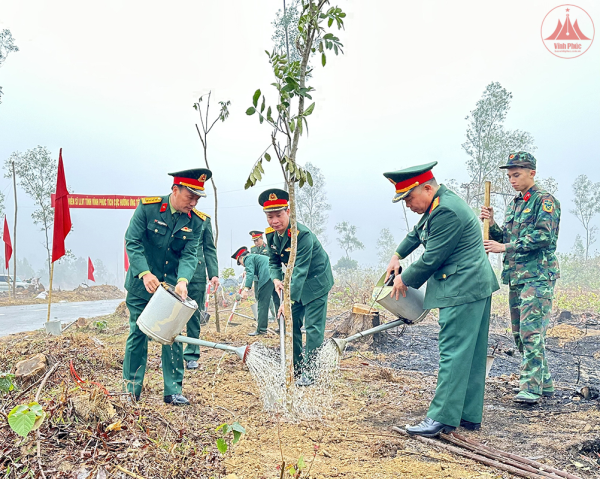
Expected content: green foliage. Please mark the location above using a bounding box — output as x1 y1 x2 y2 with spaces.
334 221 364 259
376 228 397 267
0 28 20 105
296 162 330 243
7 402 45 437
333 256 358 272
556 253 600 292
287 454 307 477
244 1 346 191
215 421 246 454
94 320 108 331
220 267 235 280
0 372 15 393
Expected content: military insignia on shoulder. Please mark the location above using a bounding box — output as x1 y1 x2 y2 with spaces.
141 197 162 204
542 199 554 213
430 197 440 213
265 227 275 234
192 209 208 221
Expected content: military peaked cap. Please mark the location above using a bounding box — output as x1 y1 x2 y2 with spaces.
168 168 212 197
383 161 438 203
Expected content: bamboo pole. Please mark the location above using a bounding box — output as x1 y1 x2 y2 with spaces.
12 161 17 300
483 180 491 241
46 262 54 322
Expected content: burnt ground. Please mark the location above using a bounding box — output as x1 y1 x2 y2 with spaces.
339 310 600 476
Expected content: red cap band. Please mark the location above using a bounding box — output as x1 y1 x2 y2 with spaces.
395 170 434 193
173 176 205 191
263 199 289 210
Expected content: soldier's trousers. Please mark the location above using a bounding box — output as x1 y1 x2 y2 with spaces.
427 296 491 427
291 292 328 376
122 293 184 397
255 282 281 333
183 282 207 363
509 280 555 395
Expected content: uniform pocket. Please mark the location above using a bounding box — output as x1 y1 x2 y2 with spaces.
434 264 459 298
171 230 193 252
147 222 167 245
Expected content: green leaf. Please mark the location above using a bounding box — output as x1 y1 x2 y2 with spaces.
0 373 15 393
321 53 326 67
252 89 261 107
244 178 254 190
298 455 306 469
246 107 256 115
216 437 228 454
304 102 315 116
29 402 43 416
231 421 246 434
307 171 314 187
232 431 242 444
266 106 273 122
264 153 271 162
289 120 295 133
289 467 296 475
297 118 303 136
260 96 265 114
8 405 36 437
257 161 265 174
254 168 262 181
328 17 333 27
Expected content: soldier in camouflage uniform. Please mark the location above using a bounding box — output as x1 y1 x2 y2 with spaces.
480 152 561 404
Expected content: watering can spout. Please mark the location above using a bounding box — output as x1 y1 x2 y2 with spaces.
332 338 347 355
234 345 251 363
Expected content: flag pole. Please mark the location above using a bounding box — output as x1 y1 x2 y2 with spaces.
46 262 54 322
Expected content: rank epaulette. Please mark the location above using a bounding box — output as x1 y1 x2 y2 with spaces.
141 197 162 205
430 197 440 213
265 227 275 234
192 209 208 221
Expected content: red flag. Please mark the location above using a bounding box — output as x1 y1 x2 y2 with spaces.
87 257 95 282
3 217 12 270
51 149 72 262
124 242 129 272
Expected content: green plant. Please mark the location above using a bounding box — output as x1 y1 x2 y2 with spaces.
94 319 108 331
0 372 15 393
7 402 45 437
215 421 246 453
221 267 235 280
287 454 306 477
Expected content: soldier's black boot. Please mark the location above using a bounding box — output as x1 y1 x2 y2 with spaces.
406 417 455 437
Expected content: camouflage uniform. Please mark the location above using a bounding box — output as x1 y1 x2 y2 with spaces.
490 157 561 396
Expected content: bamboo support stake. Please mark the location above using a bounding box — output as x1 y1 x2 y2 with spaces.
46 262 54 322
483 181 491 241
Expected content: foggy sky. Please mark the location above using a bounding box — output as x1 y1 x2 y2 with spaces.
0 0 599 286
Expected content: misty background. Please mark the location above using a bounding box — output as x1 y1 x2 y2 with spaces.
0 0 599 288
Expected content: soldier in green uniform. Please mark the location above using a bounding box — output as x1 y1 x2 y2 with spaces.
385 163 499 437
480 152 560 404
182 169 219 370
249 230 276 320
231 246 281 336
249 231 269 255
259 188 334 386
123 168 209 406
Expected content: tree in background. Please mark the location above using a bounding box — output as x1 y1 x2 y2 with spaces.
376 228 397 268
571 174 600 260
296 162 330 243
244 1 346 390
16 258 35 279
0 29 19 104
458 82 537 209
5 146 58 278
272 0 302 63
334 221 364 271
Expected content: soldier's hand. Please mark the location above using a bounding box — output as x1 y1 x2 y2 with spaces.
210 276 220 291
484 240 505 254
273 279 284 295
142 273 160 294
479 206 495 226
241 290 249 301
175 281 188 300
392 274 408 300
277 303 285 318
385 255 401 284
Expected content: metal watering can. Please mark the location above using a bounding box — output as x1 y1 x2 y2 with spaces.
331 271 430 355
137 283 250 362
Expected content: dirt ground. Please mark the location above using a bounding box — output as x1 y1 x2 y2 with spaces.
0 284 125 306
1 299 599 478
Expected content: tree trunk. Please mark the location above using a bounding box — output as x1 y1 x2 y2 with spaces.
333 304 380 341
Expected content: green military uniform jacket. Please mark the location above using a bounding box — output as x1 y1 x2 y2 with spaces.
265 222 334 304
124 195 203 301
190 213 219 285
250 244 269 256
489 184 560 286
397 185 499 309
243 254 271 289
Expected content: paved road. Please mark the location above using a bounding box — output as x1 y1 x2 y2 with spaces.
0 299 124 337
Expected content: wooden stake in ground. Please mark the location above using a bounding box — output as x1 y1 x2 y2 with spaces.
46 262 54 322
